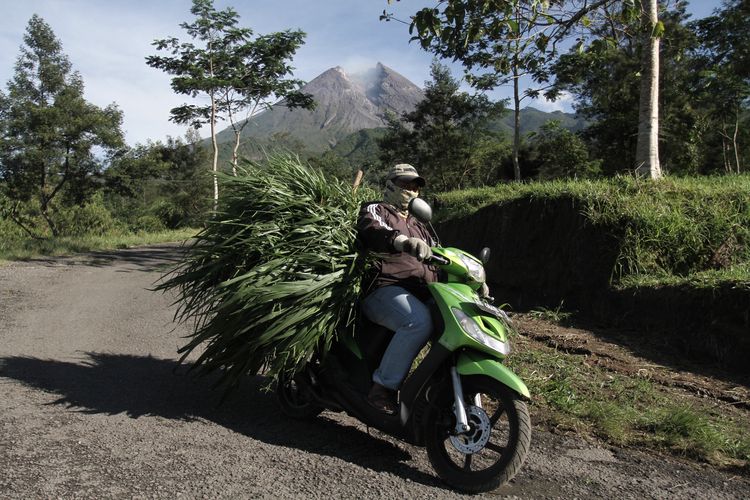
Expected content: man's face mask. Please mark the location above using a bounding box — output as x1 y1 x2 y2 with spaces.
384 178 420 211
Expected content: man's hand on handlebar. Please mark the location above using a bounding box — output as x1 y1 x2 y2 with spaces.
393 235 432 261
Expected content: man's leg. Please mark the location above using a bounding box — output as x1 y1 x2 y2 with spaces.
361 285 433 391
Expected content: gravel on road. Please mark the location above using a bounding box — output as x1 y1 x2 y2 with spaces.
1 245 748 499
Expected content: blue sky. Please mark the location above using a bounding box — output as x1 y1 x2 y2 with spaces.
0 0 723 146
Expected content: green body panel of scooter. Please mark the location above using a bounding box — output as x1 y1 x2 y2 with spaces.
456 351 531 399
426 247 530 399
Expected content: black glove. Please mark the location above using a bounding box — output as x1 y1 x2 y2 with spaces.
394 235 432 261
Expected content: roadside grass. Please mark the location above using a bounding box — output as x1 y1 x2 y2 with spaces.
505 337 750 467
0 228 198 262
528 302 574 324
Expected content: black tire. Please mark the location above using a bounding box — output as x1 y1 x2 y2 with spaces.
276 372 324 420
424 375 531 493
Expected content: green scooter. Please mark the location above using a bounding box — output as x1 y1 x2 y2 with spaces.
276 198 531 493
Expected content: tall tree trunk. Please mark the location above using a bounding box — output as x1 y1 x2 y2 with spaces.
210 91 219 212
232 131 240 176
512 23 522 183
513 73 521 182
635 0 662 179
733 106 741 173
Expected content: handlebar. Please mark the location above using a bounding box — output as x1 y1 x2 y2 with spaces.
427 254 450 265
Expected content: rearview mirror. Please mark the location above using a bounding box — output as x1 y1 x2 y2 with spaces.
479 247 491 265
408 197 432 224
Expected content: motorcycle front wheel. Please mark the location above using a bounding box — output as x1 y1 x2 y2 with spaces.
424 375 531 493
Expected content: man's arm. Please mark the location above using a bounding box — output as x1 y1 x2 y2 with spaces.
357 203 399 253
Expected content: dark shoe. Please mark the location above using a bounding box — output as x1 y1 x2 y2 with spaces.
367 383 397 414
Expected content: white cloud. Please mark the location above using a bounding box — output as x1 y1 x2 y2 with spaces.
528 91 576 114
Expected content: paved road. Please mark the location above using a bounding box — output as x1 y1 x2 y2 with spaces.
1 245 747 499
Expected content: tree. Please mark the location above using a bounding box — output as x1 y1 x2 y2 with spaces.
552 2 709 176
529 120 601 180
220 32 315 175
0 15 124 237
377 62 507 192
390 0 612 181
692 0 750 174
146 0 313 208
390 0 669 180
104 133 211 229
634 0 663 178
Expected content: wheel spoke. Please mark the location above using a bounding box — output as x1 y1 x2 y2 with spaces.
490 405 505 426
462 453 472 471
486 441 505 454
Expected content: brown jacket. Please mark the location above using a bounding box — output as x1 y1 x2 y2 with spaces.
357 201 439 300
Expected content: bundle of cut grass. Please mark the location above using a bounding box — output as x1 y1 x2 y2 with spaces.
157 154 376 393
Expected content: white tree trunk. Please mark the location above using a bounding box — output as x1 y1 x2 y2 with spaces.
512 10 522 183
210 91 219 211
635 0 662 179
232 131 240 176
512 71 521 182
732 106 741 173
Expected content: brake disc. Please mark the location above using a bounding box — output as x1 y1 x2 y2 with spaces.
449 404 492 454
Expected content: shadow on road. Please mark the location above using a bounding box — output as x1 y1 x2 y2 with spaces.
0 352 442 489
21 244 188 274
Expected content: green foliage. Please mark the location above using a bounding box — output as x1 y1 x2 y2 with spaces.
528 120 602 180
305 151 358 185
131 215 166 233
378 61 508 192
104 135 212 230
434 175 750 285
486 107 588 137
146 0 314 178
53 192 120 237
506 339 750 463
2 190 120 239
690 0 750 174
401 0 613 180
156 153 378 392
0 15 124 237
405 1 587 90
529 301 573 324
553 2 749 176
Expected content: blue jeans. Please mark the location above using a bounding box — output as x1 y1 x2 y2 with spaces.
361 285 433 390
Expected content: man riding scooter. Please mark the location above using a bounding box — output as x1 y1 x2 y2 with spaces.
279 163 530 492
357 163 438 413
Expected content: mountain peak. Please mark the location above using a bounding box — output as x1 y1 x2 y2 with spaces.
217 63 425 151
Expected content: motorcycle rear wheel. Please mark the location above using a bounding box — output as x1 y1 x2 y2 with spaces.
276 372 324 420
424 375 531 493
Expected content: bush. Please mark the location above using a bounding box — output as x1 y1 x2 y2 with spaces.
53 193 121 237
131 215 167 233
530 121 602 180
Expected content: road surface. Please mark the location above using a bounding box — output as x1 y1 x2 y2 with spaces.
1 245 747 498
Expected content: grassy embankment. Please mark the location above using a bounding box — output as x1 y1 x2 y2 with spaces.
0 227 197 262
435 174 750 288
436 175 750 467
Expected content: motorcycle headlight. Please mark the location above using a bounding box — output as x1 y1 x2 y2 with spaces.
458 253 486 283
452 308 510 356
